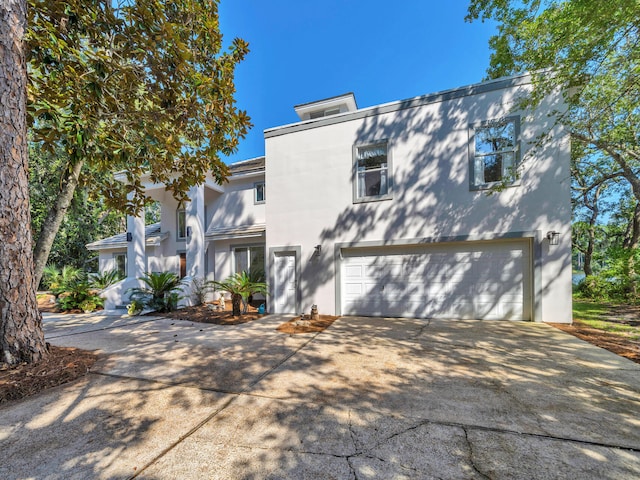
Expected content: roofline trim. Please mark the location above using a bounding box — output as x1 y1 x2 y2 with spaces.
265 73 533 139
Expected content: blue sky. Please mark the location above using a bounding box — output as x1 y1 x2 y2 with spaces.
218 1 497 163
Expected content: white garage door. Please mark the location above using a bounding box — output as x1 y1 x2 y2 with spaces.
341 240 531 320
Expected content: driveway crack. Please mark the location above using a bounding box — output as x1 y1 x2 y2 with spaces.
463 426 492 480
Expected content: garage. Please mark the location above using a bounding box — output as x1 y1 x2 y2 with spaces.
340 239 532 320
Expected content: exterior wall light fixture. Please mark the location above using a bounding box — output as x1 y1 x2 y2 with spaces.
186 226 192 238
126 232 132 242
314 244 322 256
546 231 560 245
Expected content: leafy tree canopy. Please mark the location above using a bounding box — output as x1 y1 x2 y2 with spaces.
27 0 251 214
466 0 639 167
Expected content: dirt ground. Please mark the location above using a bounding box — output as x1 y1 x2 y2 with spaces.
2 300 638 405
549 303 640 363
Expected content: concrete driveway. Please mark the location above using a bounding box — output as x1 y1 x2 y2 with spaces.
1 313 639 479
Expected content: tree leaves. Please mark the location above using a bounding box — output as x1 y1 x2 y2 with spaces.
27 0 252 214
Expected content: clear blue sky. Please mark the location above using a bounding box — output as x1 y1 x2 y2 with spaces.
218 1 497 163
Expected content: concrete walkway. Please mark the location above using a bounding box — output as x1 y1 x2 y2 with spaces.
1 313 639 479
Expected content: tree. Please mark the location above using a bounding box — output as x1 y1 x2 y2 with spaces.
27 0 251 287
212 271 268 316
466 0 639 205
467 0 640 291
0 0 49 365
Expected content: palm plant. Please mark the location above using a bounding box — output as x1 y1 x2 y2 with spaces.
211 271 268 316
42 265 82 295
89 269 123 290
128 271 185 313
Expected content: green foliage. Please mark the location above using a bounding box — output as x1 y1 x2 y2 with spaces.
29 144 125 276
56 274 104 312
42 264 81 294
127 299 145 316
190 276 212 306
26 0 251 214
575 247 640 302
129 272 185 313
211 271 268 315
89 269 124 290
573 300 640 340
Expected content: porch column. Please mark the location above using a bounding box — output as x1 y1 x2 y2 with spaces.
186 185 205 277
127 209 146 280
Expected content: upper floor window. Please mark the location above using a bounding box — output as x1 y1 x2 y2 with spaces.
354 140 392 203
177 209 186 240
255 181 265 204
470 117 520 190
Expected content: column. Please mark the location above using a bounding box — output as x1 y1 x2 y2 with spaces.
186 185 205 277
127 210 146 280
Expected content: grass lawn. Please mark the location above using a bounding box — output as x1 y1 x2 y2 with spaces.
573 300 640 341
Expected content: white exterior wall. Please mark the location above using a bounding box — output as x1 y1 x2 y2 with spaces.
265 78 572 322
209 175 266 228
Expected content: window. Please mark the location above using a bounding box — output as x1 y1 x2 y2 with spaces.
177 209 186 240
255 181 265 204
470 117 520 189
354 140 392 202
114 253 127 278
233 246 265 280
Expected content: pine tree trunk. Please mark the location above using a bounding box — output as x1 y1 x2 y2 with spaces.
0 0 49 365
32 158 84 288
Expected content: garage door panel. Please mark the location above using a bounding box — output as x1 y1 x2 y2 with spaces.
341 240 531 321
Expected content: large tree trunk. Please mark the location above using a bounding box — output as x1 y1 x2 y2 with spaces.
32 158 84 288
0 0 49 365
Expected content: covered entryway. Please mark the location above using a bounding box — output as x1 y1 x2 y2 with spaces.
340 239 532 320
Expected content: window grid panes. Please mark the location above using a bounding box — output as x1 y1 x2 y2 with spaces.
177 209 186 239
114 254 126 278
473 119 517 187
255 182 265 203
356 142 389 200
234 246 265 281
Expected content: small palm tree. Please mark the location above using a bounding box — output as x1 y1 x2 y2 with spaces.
211 271 268 316
129 272 185 312
43 265 82 295
89 269 123 290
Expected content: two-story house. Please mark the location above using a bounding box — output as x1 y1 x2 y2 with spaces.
88 73 572 322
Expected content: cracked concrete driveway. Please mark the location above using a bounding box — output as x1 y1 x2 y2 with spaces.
1 313 639 479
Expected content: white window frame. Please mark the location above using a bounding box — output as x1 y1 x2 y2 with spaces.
176 209 186 240
469 116 520 190
232 245 265 279
353 139 393 203
113 253 127 278
254 181 265 204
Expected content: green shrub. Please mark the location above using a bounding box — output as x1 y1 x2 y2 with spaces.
128 272 185 313
89 269 124 290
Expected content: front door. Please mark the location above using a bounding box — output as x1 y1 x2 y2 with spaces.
274 252 297 313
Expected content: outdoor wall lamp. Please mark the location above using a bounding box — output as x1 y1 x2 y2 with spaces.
314 244 322 256
126 232 132 242
186 226 192 238
546 231 560 245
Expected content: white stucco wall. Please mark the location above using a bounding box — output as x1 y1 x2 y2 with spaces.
265 76 572 322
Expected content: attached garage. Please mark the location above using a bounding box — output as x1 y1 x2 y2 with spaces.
340 239 533 321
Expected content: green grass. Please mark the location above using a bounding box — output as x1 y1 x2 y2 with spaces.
573 300 640 340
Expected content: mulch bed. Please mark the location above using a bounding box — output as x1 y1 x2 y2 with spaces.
0 346 97 404
277 315 340 334
154 302 264 325
549 320 640 364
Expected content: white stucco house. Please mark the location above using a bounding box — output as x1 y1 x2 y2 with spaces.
88 73 572 323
